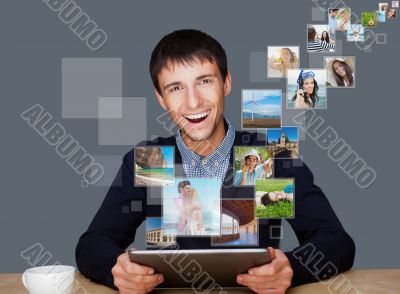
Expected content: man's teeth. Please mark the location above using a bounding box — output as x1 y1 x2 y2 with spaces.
184 111 210 120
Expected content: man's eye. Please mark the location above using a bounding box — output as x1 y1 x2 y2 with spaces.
199 79 212 85
170 86 182 92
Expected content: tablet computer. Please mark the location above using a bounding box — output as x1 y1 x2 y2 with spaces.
128 248 271 289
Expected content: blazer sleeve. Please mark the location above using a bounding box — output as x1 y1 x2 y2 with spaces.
275 159 356 287
75 149 146 289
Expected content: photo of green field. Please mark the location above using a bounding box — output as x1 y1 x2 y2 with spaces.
255 179 294 219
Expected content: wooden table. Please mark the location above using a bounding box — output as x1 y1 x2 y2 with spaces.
1 270 399 293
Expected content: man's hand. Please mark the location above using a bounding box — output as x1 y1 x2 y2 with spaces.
236 247 293 294
112 252 164 294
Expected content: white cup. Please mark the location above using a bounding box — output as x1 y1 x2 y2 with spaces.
22 265 75 294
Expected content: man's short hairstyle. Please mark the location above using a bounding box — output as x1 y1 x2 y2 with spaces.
149 29 228 95
178 180 191 193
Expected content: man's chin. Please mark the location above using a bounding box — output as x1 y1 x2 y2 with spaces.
182 128 213 143
186 132 212 142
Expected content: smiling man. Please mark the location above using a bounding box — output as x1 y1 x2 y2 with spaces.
76 29 355 294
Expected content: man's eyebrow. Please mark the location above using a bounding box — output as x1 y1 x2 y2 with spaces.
163 81 181 91
196 74 217 80
162 74 217 91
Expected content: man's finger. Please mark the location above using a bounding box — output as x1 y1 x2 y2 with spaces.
118 252 156 275
114 274 163 292
237 273 278 285
121 273 163 284
247 284 279 294
248 260 283 276
114 277 144 292
268 247 276 260
125 262 155 275
248 248 286 276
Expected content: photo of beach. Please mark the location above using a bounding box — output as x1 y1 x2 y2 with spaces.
134 146 174 186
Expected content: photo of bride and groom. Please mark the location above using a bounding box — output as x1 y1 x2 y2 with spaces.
162 178 221 236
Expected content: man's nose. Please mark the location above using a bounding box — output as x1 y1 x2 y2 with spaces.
186 86 201 109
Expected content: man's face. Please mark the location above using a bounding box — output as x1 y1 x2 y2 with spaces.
155 59 231 142
181 185 191 197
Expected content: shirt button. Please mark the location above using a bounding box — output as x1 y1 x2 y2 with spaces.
201 159 207 165
214 161 219 166
191 160 196 167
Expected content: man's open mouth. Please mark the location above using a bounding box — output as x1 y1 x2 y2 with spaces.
183 110 211 124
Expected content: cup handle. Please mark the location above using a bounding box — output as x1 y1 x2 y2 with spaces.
22 272 28 289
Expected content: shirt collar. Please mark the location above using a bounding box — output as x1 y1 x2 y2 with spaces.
175 118 235 167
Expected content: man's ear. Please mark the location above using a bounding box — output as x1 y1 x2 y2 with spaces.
155 89 167 111
223 71 232 96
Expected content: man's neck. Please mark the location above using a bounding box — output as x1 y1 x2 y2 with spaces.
181 118 227 157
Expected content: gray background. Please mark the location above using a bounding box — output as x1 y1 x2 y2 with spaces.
1 0 399 273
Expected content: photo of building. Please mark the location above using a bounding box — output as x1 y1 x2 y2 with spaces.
146 217 176 249
211 200 258 246
267 127 299 158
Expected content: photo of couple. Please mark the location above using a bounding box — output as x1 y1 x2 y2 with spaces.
162 178 221 236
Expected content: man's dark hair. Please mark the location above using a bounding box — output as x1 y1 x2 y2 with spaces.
149 29 228 95
178 180 191 193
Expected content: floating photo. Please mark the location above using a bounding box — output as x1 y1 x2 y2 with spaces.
307 24 335 53
362 12 378 27
242 89 282 129
379 3 389 11
388 9 397 18
134 146 174 186
347 25 364 42
328 8 351 34
325 56 355 88
233 147 274 186
211 200 258 247
267 46 300 78
393 1 399 8
266 127 299 158
255 178 294 219
376 10 386 22
287 69 327 109
162 178 221 236
146 217 176 249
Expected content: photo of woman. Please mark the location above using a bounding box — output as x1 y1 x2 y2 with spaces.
388 9 396 18
320 31 330 43
287 69 327 109
184 189 206 235
267 46 300 78
325 57 355 88
307 25 335 52
328 8 351 38
379 3 389 11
